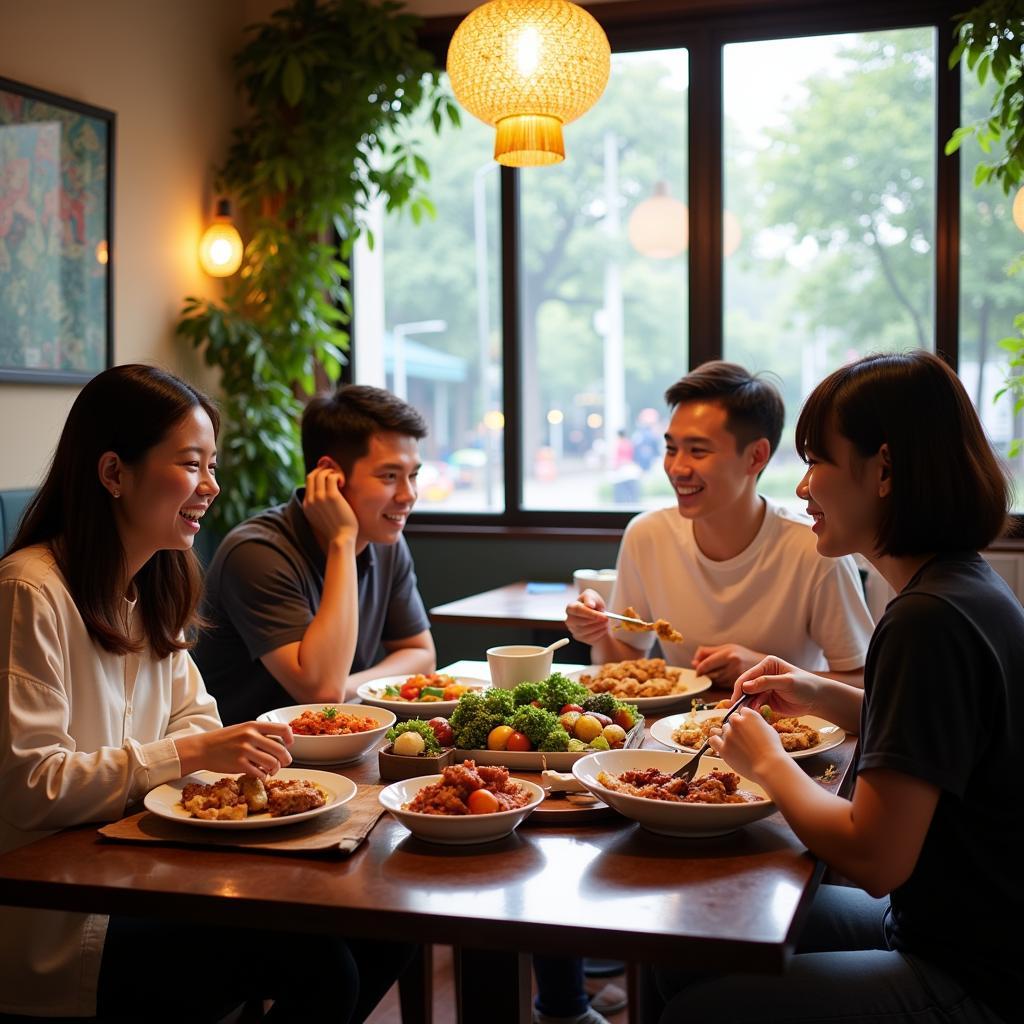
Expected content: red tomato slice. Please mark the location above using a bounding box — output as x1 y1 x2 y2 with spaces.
399 683 422 701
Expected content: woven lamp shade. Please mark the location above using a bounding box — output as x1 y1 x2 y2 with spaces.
446 0 611 167
1014 185 1024 233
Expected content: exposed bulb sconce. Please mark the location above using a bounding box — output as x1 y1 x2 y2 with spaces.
1013 185 1024 233
198 198 243 277
446 0 611 167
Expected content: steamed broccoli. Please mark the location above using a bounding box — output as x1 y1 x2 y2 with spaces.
511 681 546 706
510 705 561 746
538 729 570 752
449 692 511 749
385 719 442 755
582 692 627 718
482 687 516 718
538 673 590 713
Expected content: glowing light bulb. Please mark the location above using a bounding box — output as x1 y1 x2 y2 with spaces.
198 199 243 277
516 26 541 77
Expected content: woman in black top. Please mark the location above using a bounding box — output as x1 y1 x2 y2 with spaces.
658 351 1018 1023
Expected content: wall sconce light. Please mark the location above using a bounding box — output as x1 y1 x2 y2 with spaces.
1013 185 1024 233
198 198 243 277
446 0 611 167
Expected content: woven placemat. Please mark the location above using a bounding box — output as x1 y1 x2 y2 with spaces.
98 783 386 856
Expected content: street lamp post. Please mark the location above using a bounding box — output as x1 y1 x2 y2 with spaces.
390 319 447 399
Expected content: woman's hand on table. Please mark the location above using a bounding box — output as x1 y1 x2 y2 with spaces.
565 589 611 645
174 722 294 780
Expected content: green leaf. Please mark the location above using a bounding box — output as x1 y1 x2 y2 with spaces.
282 55 305 107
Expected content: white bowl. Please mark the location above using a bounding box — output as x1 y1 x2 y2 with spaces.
257 703 396 765
573 568 617 603
379 774 545 845
571 748 775 837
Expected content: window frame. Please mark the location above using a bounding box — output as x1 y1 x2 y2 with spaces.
360 0 966 531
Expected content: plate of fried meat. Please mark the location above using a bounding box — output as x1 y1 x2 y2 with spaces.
144 768 357 829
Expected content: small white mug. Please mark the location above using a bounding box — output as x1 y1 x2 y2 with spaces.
573 568 617 604
486 644 554 690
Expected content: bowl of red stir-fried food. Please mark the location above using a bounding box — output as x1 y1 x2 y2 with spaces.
379 759 544 844
257 703 396 764
572 748 775 837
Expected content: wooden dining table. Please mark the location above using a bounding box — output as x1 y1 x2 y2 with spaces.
0 660 856 1024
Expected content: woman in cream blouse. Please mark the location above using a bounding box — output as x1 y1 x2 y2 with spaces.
0 365 408 1022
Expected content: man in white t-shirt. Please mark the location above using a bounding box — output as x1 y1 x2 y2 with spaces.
567 361 874 687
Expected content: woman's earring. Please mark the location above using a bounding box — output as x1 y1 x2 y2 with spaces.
112 490 121 498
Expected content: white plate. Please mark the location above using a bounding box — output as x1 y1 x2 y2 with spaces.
379 774 544 844
572 749 775 837
143 768 356 830
257 703 395 764
650 710 846 760
568 664 712 711
356 675 490 719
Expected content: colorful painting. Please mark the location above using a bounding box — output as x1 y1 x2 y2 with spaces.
0 77 113 382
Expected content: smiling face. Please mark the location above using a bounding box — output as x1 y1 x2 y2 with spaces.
663 401 768 522
110 405 219 570
342 431 420 547
797 429 890 558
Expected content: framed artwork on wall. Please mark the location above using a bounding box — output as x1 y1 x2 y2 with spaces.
0 76 114 383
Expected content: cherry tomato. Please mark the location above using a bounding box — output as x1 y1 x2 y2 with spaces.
428 717 454 746
560 704 584 715
399 682 422 701
487 725 513 750
506 730 532 752
467 789 500 814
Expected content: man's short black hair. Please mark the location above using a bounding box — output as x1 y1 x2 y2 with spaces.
301 384 427 475
664 361 784 456
796 350 1010 555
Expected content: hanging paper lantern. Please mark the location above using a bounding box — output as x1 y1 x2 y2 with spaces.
447 0 611 167
627 182 688 259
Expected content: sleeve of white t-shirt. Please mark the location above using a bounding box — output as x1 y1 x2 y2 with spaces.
808 556 875 671
608 519 655 655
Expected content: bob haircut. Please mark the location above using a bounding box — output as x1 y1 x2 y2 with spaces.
301 384 427 475
664 361 784 457
795 351 1010 556
6 364 220 659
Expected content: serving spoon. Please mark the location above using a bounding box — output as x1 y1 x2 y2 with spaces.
543 637 571 653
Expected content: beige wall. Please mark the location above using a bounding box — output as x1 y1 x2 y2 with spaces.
0 0 248 489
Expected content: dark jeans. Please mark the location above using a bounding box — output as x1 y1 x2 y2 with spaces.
655 885 1006 1024
94 916 415 1023
533 956 590 1017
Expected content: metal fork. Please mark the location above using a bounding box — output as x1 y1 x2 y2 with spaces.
602 610 653 628
671 695 752 780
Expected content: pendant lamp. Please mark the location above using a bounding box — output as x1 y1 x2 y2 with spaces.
446 0 611 167
1013 185 1024 233
627 182 688 259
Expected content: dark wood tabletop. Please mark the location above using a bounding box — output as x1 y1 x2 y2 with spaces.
0 663 856 1022
429 581 574 630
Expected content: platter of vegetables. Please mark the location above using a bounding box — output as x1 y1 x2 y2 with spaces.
357 673 489 719
447 673 644 771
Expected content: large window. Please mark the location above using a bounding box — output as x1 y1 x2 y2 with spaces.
519 49 688 511
723 28 936 505
355 0 1001 525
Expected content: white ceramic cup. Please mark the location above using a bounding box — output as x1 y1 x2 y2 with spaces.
573 568 617 604
486 644 554 690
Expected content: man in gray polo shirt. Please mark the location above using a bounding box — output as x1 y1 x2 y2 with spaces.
195 385 435 725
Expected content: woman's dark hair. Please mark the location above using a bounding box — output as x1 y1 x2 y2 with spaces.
795 351 1010 555
6 364 220 659
664 361 784 457
302 384 427 474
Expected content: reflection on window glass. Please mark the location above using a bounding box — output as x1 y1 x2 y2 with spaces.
724 29 936 506
959 67 1023 509
354 77 503 512
519 49 689 511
